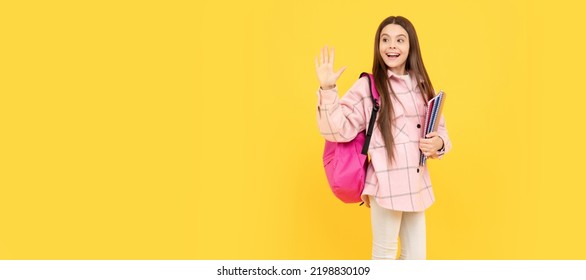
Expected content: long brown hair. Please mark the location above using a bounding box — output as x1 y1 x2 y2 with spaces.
372 16 435 163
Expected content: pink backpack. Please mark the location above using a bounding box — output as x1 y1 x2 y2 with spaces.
322 73 380 204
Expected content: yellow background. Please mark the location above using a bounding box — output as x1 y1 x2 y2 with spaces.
1 0 585 259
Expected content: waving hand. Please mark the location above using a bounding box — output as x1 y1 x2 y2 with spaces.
315 45 346 90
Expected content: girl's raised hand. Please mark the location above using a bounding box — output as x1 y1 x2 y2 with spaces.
315 45 346 90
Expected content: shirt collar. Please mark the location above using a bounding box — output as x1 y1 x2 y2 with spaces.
387 69 422 91
387 69 411 79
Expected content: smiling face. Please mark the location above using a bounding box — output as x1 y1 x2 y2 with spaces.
379 24 410 75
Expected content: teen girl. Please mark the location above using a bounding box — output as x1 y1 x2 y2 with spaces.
315 16 452 260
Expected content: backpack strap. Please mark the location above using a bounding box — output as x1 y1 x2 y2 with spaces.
360 73 380 155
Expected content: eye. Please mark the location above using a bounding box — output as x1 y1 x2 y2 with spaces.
382 38 388 43
398 38 404 43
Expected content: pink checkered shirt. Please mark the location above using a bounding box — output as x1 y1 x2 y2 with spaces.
317 69 452 211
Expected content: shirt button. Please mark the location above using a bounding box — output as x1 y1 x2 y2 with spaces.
417 124 421 128
417 168 420 173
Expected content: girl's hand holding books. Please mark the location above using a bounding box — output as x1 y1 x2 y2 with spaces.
419 131 444 158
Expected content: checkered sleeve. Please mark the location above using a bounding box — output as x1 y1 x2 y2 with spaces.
435 114 452 158
316 77 372 143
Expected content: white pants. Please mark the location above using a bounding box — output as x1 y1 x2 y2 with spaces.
369 195 426 260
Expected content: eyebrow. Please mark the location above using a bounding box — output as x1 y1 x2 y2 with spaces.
381 33 407 38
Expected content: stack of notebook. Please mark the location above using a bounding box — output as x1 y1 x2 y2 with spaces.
420 90 446 166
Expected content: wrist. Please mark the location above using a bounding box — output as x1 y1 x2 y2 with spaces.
320 84 336 90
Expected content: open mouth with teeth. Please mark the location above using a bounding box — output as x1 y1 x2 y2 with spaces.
386 53 400 58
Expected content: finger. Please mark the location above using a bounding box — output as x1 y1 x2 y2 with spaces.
335 66 347 79
331 47 335 64
420 139 432 145
419 138 432 144
426 132 439 138
361 195 370 208
423 144 434 151
421 141 433 146
321 46 326 64
419 144 433 152
364 199 370 208
325 45 330 64
421 137 438 149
